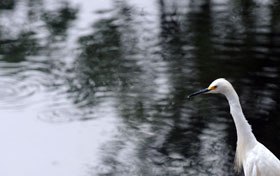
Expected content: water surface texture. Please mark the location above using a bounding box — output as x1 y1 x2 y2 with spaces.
1 0 280 176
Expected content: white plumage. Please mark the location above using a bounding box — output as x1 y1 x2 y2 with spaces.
188 78 280 176
243 143 280 176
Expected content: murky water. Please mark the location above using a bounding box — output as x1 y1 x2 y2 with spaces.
1 0 280 175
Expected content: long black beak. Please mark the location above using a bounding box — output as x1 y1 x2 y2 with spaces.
187 88 210 99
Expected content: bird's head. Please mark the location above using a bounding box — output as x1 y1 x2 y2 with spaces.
188 78 232 98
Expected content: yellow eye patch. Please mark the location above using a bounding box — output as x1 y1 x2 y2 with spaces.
208 85 217 90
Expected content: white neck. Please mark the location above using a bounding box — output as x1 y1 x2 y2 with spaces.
223 86 257 170
225 89 256 145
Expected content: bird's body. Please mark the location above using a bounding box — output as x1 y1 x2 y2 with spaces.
188 78 280 176
243 142 280 176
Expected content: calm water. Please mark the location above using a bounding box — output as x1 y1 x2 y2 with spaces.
1 0 280 175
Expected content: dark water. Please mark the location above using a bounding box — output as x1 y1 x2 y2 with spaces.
1 0 280 175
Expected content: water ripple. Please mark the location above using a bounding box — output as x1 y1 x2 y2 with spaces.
37 95 116 123
0 60 51 110
0 76 42 109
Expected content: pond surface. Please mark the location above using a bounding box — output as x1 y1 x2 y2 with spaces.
1 0 280 176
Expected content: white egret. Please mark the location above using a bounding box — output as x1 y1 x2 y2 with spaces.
188 78 280 176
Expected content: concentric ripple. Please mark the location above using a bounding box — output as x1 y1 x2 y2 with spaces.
0 76 42 109
0 61 51 110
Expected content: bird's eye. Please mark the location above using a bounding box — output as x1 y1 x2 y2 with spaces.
209 85 217 90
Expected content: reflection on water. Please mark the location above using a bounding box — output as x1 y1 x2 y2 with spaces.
1 0 280 176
